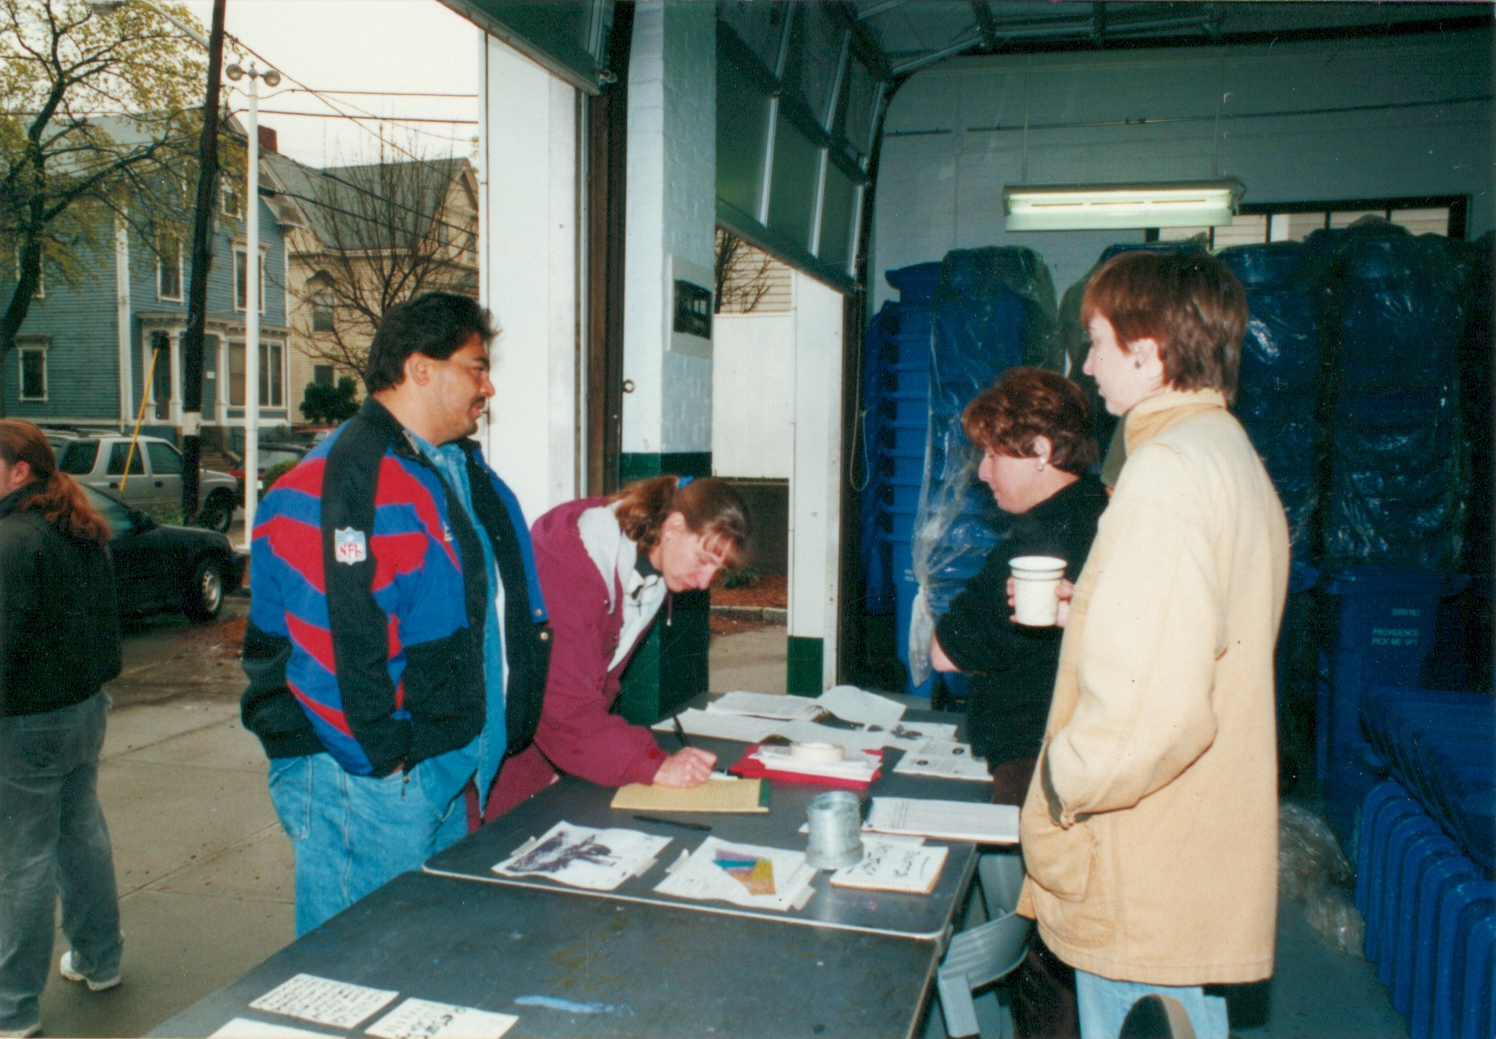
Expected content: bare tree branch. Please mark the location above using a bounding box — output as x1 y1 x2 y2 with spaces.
278 143 478 375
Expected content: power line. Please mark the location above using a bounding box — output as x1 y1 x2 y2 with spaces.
278 88 476 99
220 34 469 158
254 109 477 126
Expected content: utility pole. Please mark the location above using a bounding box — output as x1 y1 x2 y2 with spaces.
179 0 226 523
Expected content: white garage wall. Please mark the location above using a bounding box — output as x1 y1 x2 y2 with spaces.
711 308 794 479
871 28 1493 308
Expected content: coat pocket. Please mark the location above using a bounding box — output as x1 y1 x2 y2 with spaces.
1021 814 1114 948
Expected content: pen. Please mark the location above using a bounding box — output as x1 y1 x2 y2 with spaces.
633 814 712 832
672 714 691 748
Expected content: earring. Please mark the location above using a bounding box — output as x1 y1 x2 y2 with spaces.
1037 460 1046 472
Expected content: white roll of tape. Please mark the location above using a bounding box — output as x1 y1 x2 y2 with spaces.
789 741 844 764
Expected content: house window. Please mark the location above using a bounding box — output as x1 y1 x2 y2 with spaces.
313 364 334 387
262 340 284 408
221 182 244 218
228 340 285 407
234 247 265 313
311 288 334 332
1155 196 1465 248
18 343 46 401
157 237 183 301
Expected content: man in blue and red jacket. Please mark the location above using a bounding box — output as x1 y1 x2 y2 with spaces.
241 292 551 935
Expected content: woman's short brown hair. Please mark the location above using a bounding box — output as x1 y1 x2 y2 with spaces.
961 367 1099 475
607 475 752 569
1080 250 1248 402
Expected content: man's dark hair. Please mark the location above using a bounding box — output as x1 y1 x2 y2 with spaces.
363 293 497 393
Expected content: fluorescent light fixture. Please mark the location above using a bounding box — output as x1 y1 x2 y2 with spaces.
1003 179 1245 231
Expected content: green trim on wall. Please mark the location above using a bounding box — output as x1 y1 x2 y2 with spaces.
616 450 714 724
618 451 712 484
786 636 824 696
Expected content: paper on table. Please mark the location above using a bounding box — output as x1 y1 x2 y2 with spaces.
366 998 518 1039
209 1018 335 1038
830 838 949 895
814 686 907 727
864 720 958 751
707 691 823 722
751 745 879 782
247 973 398 1030
493 821 671 891
611 775 767 813
892 737 991 781
865 798 1019 844
775 720 887 756
652 708 780 744
654 836 817 912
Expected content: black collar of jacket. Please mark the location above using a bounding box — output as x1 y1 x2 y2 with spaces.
0 483 42 521
355 396 487 464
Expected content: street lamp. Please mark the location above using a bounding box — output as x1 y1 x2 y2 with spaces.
225 60 279 539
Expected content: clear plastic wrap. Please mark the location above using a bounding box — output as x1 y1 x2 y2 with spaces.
1308 223 1471 569
1279 801 1366 957
1220 243 1327 558
906 247 1060 684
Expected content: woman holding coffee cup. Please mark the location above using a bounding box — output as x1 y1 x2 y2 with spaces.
929 367 1107 805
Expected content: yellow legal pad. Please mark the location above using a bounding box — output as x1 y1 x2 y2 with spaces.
610 776 769 814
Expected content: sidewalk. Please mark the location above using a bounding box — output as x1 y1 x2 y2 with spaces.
37 597 294 1039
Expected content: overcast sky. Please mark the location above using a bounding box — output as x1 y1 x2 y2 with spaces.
175 0 481 168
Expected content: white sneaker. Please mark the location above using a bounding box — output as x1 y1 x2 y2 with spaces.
0 1023 40 1037
59 950 120 992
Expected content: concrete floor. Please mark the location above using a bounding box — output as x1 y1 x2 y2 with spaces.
32 601 1410 1038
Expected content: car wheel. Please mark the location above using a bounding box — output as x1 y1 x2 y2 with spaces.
197 490 235 533
184 557 225 622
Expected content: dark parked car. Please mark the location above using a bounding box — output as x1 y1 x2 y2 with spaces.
86 487 246 622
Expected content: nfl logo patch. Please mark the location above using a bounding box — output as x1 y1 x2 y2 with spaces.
334 527 367 565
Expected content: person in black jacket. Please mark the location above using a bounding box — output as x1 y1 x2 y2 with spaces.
0 420 123 1038
930 368 1107 805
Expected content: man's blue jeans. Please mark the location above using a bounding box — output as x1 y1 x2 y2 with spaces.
267 753 468 936
1075 970 1229 1039
0 693 123 1033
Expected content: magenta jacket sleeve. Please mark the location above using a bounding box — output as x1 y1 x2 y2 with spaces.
526 501 669 789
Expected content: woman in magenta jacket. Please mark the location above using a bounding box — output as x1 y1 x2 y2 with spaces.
484 476 750 820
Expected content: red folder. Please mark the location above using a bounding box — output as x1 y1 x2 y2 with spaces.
727 743 883 792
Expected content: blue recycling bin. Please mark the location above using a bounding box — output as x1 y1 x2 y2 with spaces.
1316 566 1471 849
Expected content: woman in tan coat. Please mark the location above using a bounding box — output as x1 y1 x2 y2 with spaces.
1017 251 1290 1039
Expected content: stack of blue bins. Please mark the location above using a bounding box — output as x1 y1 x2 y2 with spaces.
1306 225 1476 850
1316 567 1470 850
1220 243 1327 769
907 248 1057 696
1356 685 1495 1039
1220 242 1324 561
1312 225 1469 571
858 263 940 680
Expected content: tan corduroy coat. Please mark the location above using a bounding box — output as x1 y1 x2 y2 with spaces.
1017 389 1290 986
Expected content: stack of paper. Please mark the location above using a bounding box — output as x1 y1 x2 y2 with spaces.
729 744 883 790
707 691 823 722
829 838 948 895
864 797 1019 844
752 744 880 782
892 736 991 781
610 776 768 813
654 837 817 912
492 821 671 890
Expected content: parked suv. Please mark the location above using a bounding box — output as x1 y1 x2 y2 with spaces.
55 434 241 532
